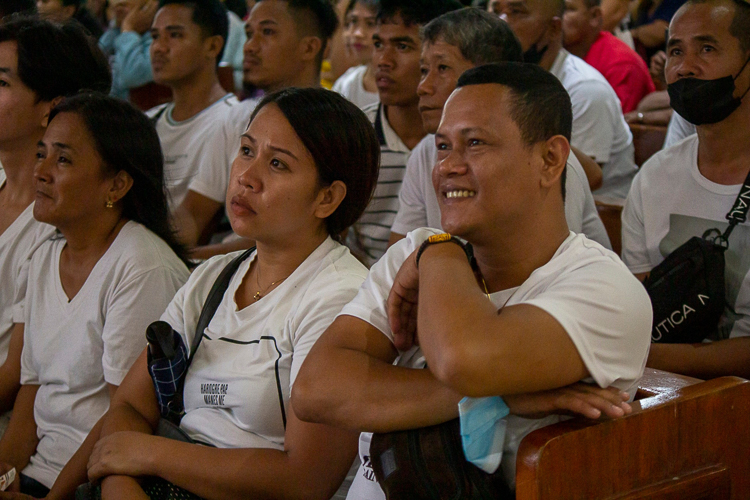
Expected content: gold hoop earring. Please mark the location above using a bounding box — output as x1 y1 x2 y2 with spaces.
105 200 114 208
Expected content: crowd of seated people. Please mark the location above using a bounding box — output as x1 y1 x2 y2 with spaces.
0 0 748 498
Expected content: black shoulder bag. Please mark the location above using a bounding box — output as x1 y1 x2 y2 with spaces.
76 249 254 500
149 247 255 434
644 170 750 343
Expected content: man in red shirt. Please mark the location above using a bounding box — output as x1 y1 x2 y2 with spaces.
563 0 655 112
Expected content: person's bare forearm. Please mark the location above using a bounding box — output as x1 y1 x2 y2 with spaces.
101 475 149 500
416 244 588 396
632 20 669 48
647 337 750 379
602 0 629 32
47 417 107 500
0 385 39 470
571 146 603 191
0 324 24 412
100 402 156 439
138 437 344 500
293 317 462 432
294 345 460 432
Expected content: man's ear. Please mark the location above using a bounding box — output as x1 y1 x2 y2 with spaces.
108 170 135 206
41 96 65 128
590 6 603 30
205 34 225 62
549 15 563 41
314 180 347 220
298 35 323 63
539 135 570 190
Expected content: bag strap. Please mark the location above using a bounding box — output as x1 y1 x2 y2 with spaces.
149 105 167 126
171 247 255 417
723 168 750 240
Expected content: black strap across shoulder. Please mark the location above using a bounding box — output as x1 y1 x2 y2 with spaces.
722 168 750 240
149 105 168 126
171 248 255 417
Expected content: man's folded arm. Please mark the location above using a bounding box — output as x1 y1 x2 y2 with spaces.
292 314 462 433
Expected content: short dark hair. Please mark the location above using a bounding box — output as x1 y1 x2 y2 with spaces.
457 63 571 196
248 88 380 238
258 0 339 66
0 0 34 18
582 0 601 8
0 16 111 101
49 93 190 266
377 0 463 27
159 0 229 62
422 8 523 65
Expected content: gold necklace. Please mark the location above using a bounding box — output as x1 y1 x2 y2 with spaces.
253 264 290 301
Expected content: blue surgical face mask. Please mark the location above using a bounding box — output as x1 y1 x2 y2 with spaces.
668 55 750 126
458 396 509 474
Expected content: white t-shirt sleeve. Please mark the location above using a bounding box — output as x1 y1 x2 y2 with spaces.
569 81 617 164
12 254 31 325
101 266 185 385
288 269 368 388
391 148 430 236
524 257 652 388
186 123 239 204
664 112 696 149
20 323 38 384
621 168 652 274
340 228 437 338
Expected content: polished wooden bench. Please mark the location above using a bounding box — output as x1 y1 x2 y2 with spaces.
515 369 750 499
594 195 626 256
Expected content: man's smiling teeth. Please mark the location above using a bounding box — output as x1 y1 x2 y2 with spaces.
446 190 476 199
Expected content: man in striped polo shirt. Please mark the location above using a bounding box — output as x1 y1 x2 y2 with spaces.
346 0 462 266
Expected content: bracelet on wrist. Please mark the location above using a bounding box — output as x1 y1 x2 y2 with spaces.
415 233 473 269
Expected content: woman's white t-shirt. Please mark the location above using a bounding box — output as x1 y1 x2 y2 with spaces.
20 221 189 488
0 170 55 364
333 65 379 110
161 237 368 449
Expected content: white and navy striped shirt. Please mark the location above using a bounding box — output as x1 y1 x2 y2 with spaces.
347 103 412 267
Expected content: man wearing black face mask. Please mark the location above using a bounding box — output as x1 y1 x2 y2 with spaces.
496 0 637 198
622 0 750 380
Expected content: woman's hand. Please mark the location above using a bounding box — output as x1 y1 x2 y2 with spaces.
87 432 155 482
386 250 420 351
504 383 632 420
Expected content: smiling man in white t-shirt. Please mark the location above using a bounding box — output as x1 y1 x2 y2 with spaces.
293 62 651 497
622 0 750 379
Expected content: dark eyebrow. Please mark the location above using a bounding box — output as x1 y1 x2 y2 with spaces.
668 34 720 49
52 142 73 151
269 145 298 160
388 36 418 45
241 134 298 160
258 19 278 26
0 67 10 74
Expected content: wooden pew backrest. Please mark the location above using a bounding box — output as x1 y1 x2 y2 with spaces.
515 369 750 499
